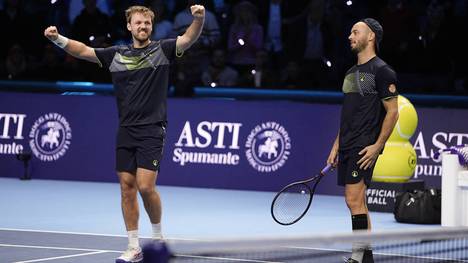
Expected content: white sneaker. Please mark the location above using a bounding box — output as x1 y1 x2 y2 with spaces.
116 246 143 263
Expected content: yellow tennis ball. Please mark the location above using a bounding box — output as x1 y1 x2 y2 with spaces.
372 141 417 183
389 95 418 141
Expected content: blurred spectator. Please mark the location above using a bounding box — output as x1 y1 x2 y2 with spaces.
0 44 30 80
280 0 310 61
261 0 284 69
380 0 418 72
34 44 69 81
416 0 453 92
0 0 33 59
172 0 221 89
151 0 173 40
227 1 263 73
69 0 111 25
173 0 220 66
201 49 238 87
0 0 465 95
302 0 328 89
280 61 308 90
240 50 277 89
110 0 134 44
263 0 282 53
303 0 325 62
71 0 112 48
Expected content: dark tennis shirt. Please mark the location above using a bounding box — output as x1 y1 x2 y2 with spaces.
339 56 398 152
94 39 176 126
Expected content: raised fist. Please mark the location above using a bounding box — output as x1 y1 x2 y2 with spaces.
44 26 59 41
190 5 205 19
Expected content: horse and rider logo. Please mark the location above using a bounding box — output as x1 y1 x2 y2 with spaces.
29 113 72 162
245 122 291 173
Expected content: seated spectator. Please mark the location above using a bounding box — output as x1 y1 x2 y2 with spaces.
34 44 69 81
239 50 277 89
0 44 30 80
173 0 221 69
202 49 239 87
280 61 308 90
227 1 263 74
71 0 112 48
151 0 173 41
172 0 221 91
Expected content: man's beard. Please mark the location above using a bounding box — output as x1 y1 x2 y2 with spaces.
351 39 368 54
133 31 150 43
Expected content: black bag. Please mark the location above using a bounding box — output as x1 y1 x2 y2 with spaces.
394 189 441 224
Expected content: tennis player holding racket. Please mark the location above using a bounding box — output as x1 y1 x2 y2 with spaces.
327 18 399 263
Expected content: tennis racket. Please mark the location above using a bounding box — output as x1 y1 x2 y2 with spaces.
271 164 332 225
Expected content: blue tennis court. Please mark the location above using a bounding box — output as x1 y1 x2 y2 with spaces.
1 177 444 262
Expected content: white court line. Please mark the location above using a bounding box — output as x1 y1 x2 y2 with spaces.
13 251 108 263
0 227 200 241
177 254 281 263
0 243 121 253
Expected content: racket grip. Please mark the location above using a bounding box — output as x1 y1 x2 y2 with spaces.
321 164 332 174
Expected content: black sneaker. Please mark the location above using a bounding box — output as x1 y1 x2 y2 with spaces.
343 257 359 263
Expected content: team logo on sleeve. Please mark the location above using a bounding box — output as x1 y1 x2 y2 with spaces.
29 113 72 162
245 122 291 172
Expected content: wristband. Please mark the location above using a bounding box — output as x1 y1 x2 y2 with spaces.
52 35 69 49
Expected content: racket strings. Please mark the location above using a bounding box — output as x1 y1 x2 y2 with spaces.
272 183 312 225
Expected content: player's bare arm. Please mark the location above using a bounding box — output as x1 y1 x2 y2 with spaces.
175 5 205 54
44 26 99 64
357 92 398 170
327 131 340 168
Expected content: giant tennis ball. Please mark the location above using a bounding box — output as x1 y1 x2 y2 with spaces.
389 95 418 141
372 141 417 182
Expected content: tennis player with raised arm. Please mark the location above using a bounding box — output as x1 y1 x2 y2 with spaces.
44 5 205 263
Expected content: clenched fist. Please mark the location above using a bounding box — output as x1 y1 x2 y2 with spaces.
190 5 205 19
44 26 59 41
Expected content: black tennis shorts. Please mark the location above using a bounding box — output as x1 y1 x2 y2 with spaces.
116 123 166 173
337 149 374 187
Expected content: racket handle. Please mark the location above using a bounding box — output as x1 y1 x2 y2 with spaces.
321 164 332 174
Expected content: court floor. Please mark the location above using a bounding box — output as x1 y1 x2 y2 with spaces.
0 177 438 262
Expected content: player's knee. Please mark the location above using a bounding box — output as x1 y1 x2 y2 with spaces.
138 184 155 197
345 193 365 211
121 187 137 202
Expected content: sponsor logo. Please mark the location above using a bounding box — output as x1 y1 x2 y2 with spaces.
245 122 291 172
0 113 26 155
413 131 468 178
29 113 72 161
366 188 396 205
173 121 242 166
352 171 359 177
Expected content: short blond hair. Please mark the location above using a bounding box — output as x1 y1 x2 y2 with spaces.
125 6 155 24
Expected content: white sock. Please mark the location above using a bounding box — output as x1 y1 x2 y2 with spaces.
152 223 163 240
351 242 366 262
127 230 139 248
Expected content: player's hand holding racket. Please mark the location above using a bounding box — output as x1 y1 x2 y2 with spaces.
271 164 333 225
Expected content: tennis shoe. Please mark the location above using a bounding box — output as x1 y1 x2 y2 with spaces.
116 246 143 263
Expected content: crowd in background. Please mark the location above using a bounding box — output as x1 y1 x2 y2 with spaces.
0 0 467 96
